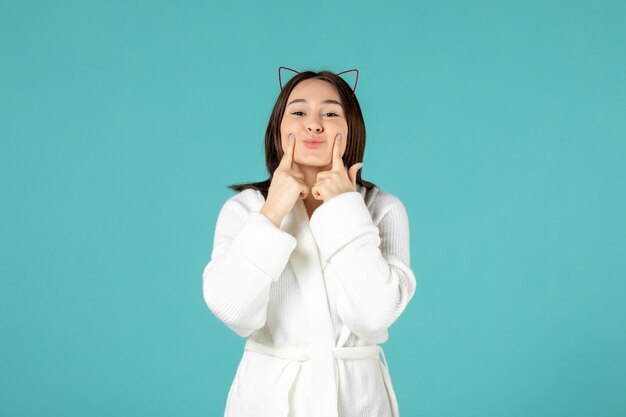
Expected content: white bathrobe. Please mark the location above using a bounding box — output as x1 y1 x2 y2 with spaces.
203 183 417 417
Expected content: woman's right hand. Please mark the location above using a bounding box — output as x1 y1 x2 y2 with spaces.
260 133 308 227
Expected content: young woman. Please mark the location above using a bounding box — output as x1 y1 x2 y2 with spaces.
203 68 417 417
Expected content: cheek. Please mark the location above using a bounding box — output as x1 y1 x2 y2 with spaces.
280 123 295 144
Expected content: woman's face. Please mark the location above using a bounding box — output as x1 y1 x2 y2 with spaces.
280 79 348 169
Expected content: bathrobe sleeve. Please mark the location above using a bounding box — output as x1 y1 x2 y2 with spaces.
309 191 417 343
203 192 297 337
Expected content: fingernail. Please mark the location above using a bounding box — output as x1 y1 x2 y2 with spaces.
358 163 363 171
289 133 294 141
335 133 341 141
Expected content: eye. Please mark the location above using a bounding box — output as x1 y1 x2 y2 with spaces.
324 112 339 117
291 111 305 116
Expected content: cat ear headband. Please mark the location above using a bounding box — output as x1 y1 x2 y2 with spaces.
278 66 359 96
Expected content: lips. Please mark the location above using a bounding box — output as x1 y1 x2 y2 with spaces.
303 137 325 143
302 138 325 149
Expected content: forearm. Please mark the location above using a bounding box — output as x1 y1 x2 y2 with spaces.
203 210 297 336
326 233 416 335
310 191 417 339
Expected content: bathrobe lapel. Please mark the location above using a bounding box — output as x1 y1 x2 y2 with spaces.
281 198 339 417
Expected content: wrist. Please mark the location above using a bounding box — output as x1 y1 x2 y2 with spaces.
260 205 282 228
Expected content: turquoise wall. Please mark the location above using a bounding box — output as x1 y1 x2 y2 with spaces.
1 0 624 416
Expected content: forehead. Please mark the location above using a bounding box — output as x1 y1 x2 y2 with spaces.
288 79 340 102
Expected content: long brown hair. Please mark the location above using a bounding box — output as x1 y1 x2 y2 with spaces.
228 69 375 199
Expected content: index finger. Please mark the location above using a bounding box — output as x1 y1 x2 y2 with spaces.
279 133 295 170
331 132 344 171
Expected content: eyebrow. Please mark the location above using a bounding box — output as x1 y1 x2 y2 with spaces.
287 98 343 107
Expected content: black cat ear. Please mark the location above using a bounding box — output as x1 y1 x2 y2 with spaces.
278 66 300 90
336 69 359 95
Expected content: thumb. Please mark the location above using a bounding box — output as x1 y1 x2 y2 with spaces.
347 163 363 188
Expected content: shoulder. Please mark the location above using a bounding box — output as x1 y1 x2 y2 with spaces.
218 188 265 218
358 183 408 224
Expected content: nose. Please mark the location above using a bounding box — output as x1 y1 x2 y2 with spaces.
306 116 323 133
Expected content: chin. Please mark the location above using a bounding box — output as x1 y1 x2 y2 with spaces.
295 155 331 167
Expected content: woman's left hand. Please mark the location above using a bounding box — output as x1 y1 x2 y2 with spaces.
311 133 363 202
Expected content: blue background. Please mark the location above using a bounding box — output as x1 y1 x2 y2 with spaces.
1 0 625 416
